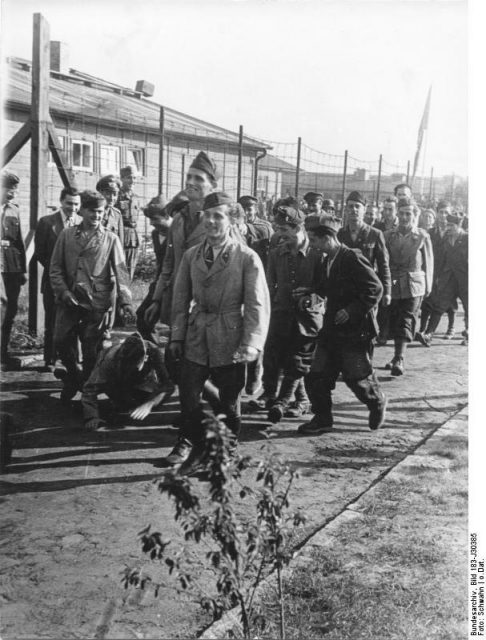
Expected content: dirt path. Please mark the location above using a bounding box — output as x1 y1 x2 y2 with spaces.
0 317 467 639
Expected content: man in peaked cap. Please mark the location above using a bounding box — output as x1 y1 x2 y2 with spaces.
1 171 26 367
34 186 82 371
116 165 142 280
297 213 387 435
96 175 124 244
50 190 134 401
257 204 324 424
82 332 175 431
144 151 220 327
163 191 270 472
303 192 324 216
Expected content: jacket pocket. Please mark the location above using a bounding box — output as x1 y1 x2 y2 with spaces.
407 271 425 297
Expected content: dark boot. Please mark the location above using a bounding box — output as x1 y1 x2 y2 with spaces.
268 376 298 424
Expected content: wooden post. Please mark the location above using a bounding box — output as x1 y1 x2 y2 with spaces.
1 120 32 167
294 137 302 198
406 160 411 184
237 125 243 199
340 150 348 218
376 154 383 205
158 106 165 195
428 166 434 201
29 13 50 334
181 154 186 190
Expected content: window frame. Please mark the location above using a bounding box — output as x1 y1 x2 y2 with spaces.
72 139 94 172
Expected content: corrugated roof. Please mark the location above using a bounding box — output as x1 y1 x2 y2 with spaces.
5 57 270 152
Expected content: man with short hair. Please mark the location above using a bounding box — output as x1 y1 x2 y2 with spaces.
237 195 274 269
375 197 399 233
165 191 270 470
384 197 434 375
393 183 413 199
145 151 219 326
262 205 324 424
298 214 387 435
303 192 324 216
50 190 134 401
116 165 142 280
1 171 26 367
322 199 336 215
35 186 82 370
96 175 124 243
364 203 379 226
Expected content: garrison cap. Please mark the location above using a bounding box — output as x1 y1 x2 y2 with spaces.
304 214 341 234
446 213 461 225
238 195 258 206
144 195 169 218
273 205 306 226
203 191 233 211
190 151 220 182
80 190 106 209
346 191 366 206
322 198 335 209
120 165 137 178
2 171 19 188
303 191 324 203
96 174 122 192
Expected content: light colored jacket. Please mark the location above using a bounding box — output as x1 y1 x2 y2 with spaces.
171 238 270 367
385 227 434 299
49 225 132 311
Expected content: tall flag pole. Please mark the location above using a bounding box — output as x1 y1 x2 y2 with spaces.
411 85 432 187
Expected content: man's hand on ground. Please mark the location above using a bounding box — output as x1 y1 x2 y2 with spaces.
130 401 154 421
85 418 105 431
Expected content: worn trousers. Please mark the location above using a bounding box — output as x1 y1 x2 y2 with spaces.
389 296 423 343
1 273 23 359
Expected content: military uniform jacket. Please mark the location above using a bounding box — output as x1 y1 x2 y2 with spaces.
338 223 391 298
116 191 141 248
49 225 132 312
102 206 124 245
1 202 26 273
34 210 82 293
152 229 168 279
385 227 434 299
266 241 324 337
171 238 270 368
245 218 274 269
315 245 383 342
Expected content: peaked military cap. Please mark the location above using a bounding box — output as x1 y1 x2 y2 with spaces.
273 205 306 225
203 191 233 210
96 175 122 192
304 214 341 234
190 151 220 182
2 171 19 188
303 191 324 203
238 195 258 206
346 191 366 206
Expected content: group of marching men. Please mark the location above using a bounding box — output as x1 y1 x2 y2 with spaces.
0 152 468 474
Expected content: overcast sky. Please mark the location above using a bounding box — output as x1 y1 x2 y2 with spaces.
1 0 468 177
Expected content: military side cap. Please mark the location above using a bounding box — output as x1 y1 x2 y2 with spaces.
346 191 366 205
203 191 233 210
96 174 122 192
80 190 106 209
144 194 168 218
446 213 461 225
238 195 258 206
323 198 335 209
2 171 19 188
273 205 305 225
303 191 324 203
120 165 137 178
190 151 220 182
305 214 341 233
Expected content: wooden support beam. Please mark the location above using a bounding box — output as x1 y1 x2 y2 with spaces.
28 13 50 335
1 119 32 167
47 119 77 189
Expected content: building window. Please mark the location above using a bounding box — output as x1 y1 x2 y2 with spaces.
72 140 94 171
100 145 120 175
48 136 65 166
126 148 144 176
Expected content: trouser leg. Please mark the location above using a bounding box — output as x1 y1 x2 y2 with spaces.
425 310 443 335
1 273 22 359
135 282 158 344
261 330 284 398
212 363 246 438
79 310 109 382
304 342 340 423
43 285 57 365
54 305 83 390
178 359 210 444
245 352 263 395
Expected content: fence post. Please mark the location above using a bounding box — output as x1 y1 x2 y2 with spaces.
406 159 410 184
158 106 165 195
376 154 383 205
29 13 50 335
295 136 302 198
340 150 348 218
428 166 434 201
237 125 243 199
181 154 186 190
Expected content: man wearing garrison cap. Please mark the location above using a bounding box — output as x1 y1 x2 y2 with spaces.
116 165 142 280
164 191 270 472
296 213 387 435
303 192 324 215
144 151 221 327
1 171 26 367
50 190 134 401
338 191 391 349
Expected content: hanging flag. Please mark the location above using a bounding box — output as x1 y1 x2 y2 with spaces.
412 86 432 182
